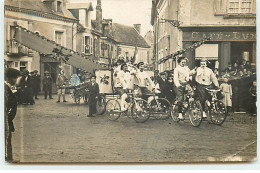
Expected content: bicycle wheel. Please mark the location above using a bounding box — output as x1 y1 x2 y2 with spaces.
150 98 171 120
96 96 106 115
170 100 180 122
208 100 227 125
131 99 150 123
105 99 121 121
188 99 203 127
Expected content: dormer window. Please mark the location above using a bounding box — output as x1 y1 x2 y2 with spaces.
57 1 62 13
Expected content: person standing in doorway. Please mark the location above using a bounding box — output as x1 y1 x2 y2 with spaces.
43 71 53 99
87 75 100 117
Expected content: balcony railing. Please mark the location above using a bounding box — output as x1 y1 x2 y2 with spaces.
6 40 28 56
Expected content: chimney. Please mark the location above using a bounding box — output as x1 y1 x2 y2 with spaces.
133 24 141 34
96 0 102 32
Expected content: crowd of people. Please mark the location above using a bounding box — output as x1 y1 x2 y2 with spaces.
111 56 257 119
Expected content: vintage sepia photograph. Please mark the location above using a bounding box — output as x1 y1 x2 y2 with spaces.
3 0 257 163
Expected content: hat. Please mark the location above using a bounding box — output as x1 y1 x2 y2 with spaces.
5 68 21 79
137 62 144 68
44 71 50 74
34 70 38 73
120 63 127 70
118 54 125 60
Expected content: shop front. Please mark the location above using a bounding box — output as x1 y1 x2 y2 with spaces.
182 27 256 71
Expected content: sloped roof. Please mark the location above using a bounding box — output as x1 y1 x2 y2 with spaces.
5 0 77 22
112 23 150 48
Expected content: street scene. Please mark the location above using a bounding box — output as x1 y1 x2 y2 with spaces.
12 96 257 162
4 0 257 164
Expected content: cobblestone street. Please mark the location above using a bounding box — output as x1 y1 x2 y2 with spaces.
11 94 257 163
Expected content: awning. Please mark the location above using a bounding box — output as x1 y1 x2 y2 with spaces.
13 25 107 72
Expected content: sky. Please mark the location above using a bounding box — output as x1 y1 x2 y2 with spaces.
69 0 153 36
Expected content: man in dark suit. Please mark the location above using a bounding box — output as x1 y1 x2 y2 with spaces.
87 75 100 117
4 68 21 161
31 70 41 100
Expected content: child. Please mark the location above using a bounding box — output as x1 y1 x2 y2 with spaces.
220 78 232 113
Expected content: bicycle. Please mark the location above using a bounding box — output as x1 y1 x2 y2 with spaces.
105 90 151 123
204 88 227 125
171 84 203 127
148 93 172 120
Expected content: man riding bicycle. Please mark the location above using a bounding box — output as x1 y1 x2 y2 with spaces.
195 58 219 118
134 62 155 99
173 57 196 120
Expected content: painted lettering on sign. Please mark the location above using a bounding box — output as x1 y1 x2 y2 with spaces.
186 31 256 41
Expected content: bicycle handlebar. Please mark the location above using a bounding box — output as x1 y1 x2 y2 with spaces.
205 88 221 92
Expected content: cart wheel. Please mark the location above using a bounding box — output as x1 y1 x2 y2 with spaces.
105 99 121 121
75 96 80 104
96 96 106 115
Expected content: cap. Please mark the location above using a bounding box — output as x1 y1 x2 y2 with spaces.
177 57 188 63
34 70 38 73
44 71 50 74
154 70 159 74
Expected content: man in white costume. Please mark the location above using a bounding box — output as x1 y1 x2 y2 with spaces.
173 57 196 120
195 58 219 118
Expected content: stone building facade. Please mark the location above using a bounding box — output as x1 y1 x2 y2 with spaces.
151 0 256 72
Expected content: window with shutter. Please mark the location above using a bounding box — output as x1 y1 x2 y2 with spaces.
214 0 255 16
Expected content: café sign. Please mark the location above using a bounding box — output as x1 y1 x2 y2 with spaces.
183 31 256 41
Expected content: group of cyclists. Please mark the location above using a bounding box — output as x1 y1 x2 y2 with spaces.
112 55 220 121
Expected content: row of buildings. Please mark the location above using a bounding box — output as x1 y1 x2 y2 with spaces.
151 0 256 72
4 0 151 90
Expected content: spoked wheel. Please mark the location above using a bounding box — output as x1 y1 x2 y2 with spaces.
209 100 227 125
96 96 106 115
170 102 180 122
188 99 203 127
105 99 121 121
150 98 171 120
131 99 150 123
171 105 180 122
